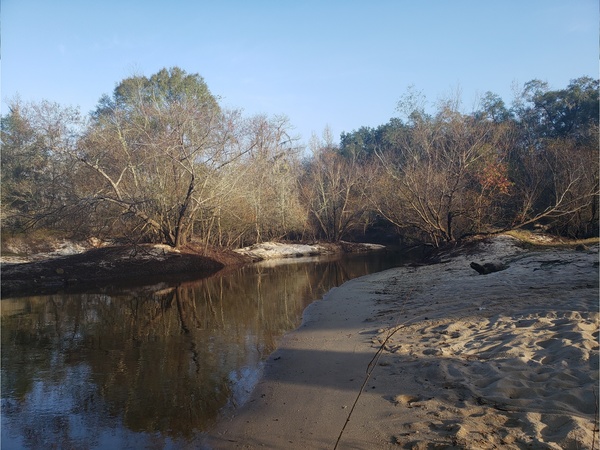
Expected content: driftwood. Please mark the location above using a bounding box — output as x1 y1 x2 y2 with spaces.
470 261 507 275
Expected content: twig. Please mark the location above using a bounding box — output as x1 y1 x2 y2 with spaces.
334 289 413 449
593 386 598 450
333 325 405 449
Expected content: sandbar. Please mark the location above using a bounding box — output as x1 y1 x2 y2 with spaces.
203 236 599 449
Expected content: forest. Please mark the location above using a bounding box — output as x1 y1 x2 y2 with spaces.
1 67 598 249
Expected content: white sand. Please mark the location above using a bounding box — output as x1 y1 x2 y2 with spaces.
234 242 326 259
233 241 385 260
204 236 599 449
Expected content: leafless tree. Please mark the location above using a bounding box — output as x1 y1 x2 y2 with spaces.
373 98 516 246
301 128 370 242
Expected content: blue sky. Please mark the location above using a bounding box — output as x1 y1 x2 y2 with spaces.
2 0 598 144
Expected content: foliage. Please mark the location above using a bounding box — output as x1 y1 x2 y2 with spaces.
0 98 86 234
507 77 599 238
1 72 597 248
369 104 517 245
77 67 234 247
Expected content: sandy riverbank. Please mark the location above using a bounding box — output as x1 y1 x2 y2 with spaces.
203 235 599 449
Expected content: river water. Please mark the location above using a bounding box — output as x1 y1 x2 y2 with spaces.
1 251 412 449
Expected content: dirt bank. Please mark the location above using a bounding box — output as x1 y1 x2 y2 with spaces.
0 240 387 298
0 243 250 298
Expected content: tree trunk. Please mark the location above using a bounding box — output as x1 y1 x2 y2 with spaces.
174 175 195 248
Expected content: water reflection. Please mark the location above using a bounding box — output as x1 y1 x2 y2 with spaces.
1 252 407 449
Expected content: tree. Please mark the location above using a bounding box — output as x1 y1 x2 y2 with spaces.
301 128 370 242
1 98 84 233
207 114 305 246
474 91 512 123
340 118 409 161
507 77 599 237
373 94 516 246
240 115 304 242
520 77 598 140
75 67 243 247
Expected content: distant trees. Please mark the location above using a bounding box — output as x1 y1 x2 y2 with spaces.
301 128 371 242
1 70 597 249
341 77 599 244
1 99 84 233
215 114 305 246
371 100 516 245
506 77 599 237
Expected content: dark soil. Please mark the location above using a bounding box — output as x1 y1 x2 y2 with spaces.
1 243 251 298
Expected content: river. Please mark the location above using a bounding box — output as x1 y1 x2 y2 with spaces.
1 251 413 449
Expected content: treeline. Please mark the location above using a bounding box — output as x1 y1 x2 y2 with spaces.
1 67 598 249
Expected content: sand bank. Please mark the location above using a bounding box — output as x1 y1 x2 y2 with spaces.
204 235 599 449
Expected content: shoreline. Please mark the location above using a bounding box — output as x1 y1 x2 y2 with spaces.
0 240 388 298
203 235 599 449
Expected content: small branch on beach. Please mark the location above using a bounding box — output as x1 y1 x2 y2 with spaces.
333 331 398 450
334 290 413 450
593 387 598 450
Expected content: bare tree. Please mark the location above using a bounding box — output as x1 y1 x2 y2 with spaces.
73 68 248 247
508 133 599 236
373 98 516 246
1 98 86 233
506 78 600 237
301 128 369 242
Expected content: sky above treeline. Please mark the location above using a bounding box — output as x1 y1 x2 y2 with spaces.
2 0 598 144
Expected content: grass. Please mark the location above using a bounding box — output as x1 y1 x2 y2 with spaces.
505 229 600 248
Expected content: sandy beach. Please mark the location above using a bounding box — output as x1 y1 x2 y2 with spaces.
203 235 599 449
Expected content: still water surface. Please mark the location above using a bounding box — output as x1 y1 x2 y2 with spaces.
1 252 409 449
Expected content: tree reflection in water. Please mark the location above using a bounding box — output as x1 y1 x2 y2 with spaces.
1 252 406 448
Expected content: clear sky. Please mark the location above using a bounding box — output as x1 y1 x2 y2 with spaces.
2 0 598 145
